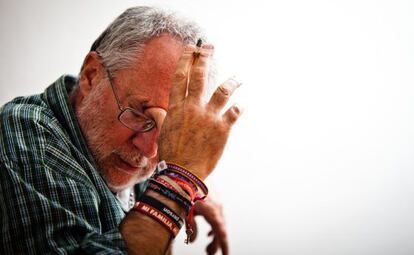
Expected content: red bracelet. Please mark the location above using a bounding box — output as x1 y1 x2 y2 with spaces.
163 172 198 193
133 201 180 236
166 162 209 196
153 176 179 193
167 175 197 201
156 160 209 244
154 175 192 201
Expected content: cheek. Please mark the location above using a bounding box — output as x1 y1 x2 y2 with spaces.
92 103 133 145
78 87 132 157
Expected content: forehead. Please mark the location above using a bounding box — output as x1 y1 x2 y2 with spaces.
122 34 184 110
142 34 184 71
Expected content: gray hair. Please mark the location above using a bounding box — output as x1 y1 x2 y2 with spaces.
89 6 205 75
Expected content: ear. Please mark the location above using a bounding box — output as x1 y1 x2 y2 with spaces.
78 51 105 97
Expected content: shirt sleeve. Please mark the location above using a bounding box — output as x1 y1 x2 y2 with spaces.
0 101 127 254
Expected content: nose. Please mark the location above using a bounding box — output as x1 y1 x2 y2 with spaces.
131 128 159 158
131 107 167 159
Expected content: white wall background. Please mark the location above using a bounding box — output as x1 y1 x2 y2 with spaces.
1 0 414 254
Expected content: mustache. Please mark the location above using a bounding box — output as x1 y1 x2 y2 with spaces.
113 149 149 169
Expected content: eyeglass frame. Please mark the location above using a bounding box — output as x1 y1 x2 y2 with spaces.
96 52 156 133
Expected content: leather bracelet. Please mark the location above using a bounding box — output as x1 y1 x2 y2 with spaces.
139 194 184 228
147 180 192 213
133 201 180 236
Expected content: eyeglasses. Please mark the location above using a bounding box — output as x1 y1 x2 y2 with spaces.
99 58 156 133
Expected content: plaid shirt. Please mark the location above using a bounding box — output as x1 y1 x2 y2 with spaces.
0 75 145 254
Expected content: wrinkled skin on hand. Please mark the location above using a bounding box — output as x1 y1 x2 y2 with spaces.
158 44 242 180
189 195 229 255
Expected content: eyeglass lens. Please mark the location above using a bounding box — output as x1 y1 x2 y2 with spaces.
119 109 155 131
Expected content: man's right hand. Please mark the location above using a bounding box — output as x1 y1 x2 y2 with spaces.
158 44 242 180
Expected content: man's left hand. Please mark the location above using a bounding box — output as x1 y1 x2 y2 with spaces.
188 195 229 255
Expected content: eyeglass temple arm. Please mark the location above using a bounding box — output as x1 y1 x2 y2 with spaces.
105 69 124 111
95 51 124 111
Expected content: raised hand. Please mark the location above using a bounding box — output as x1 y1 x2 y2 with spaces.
158 43 242 180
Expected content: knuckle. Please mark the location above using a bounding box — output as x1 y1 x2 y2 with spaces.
188 80 203 91
227 114 237 123
184 45 196 52
191 67 206 79
174 70 187 81
219 229 227 237
225 108 240 124
214 121 229 134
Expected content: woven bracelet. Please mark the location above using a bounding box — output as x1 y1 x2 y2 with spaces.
162 171 198 193
133 201 180 237
164 163 209 197
166 175 197 201
154 175 192 201
152 176 179 193
157 161 205 192
139 194 184 228
147 180 192 213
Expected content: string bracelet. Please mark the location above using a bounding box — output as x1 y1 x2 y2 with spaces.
152 176 179 193
163 171 198 193
147 175 204 244
147 180 192 213
156 160 210 244
164 162 208 197
157 160 205 198
139 195 184 228
133 201 181 237
166 175 197 201
155 172 203 244
154 175 192 201
184 195 206 244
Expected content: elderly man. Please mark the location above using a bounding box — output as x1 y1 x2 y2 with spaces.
0 6 241 255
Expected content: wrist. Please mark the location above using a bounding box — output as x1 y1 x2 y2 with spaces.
144 189 188 218
157 158 209 180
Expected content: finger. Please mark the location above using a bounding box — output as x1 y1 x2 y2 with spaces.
208 78 241 113
206 237 219 255
222 104 243 126
211 224 229 255
219 230 229 255
169 45 196 104
186 44 214 101
189 218 198 242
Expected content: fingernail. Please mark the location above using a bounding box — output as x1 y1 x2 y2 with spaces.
227 76 242 88
201 44 214 50
233 103 244 115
